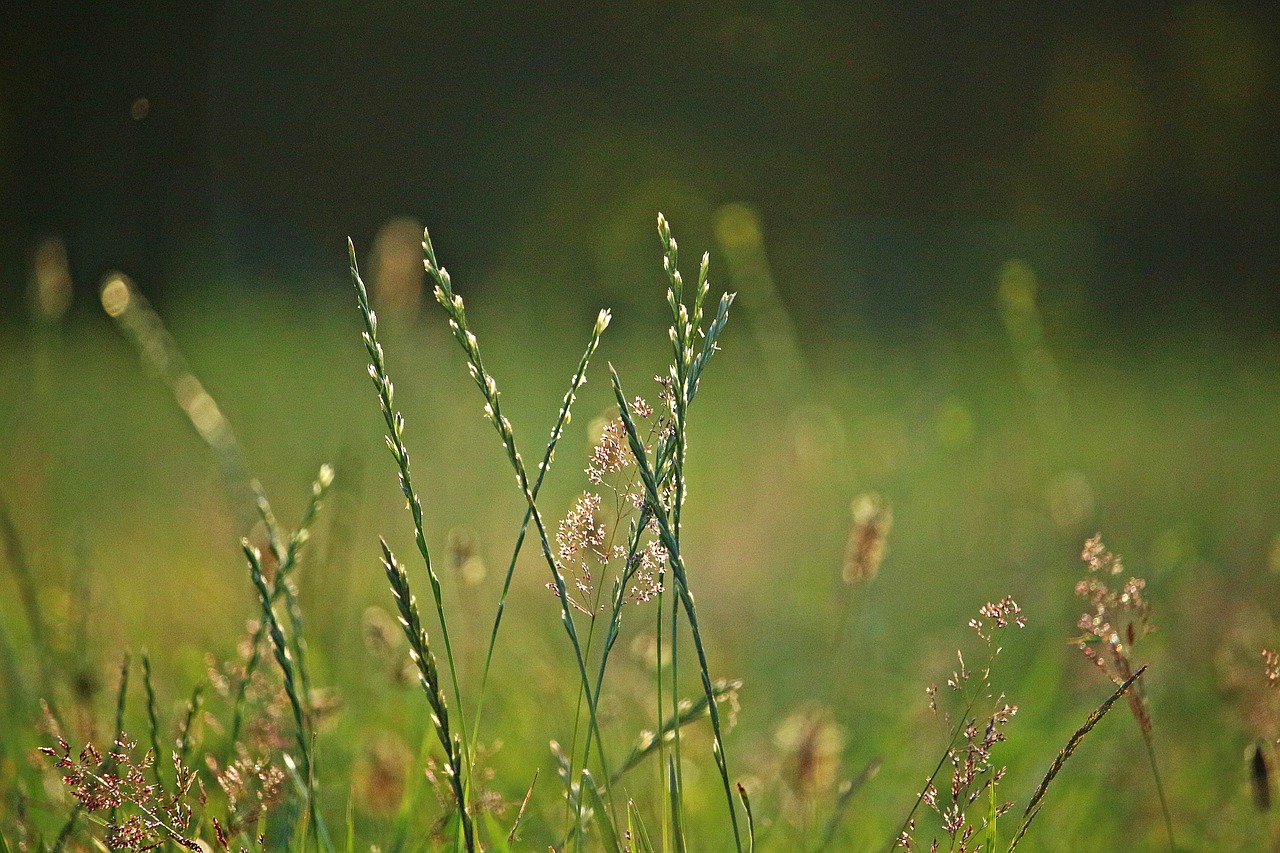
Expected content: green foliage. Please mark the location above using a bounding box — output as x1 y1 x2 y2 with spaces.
2 214 1279 852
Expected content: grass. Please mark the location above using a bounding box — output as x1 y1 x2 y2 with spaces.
1 214 1280 850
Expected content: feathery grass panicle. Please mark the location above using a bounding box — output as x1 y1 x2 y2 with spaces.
610 365 742 852
379 540 475 851
1073 534 1174 851
39 734 201 851
890 597 1025 853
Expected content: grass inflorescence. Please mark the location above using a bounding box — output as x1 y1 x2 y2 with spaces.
0 213 1212 853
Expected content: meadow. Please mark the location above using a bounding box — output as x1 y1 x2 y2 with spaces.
2 216 1279 852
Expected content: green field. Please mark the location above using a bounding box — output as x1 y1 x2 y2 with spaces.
2 232 1279 852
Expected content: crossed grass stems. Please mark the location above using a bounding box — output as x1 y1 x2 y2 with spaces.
349 213 744 852
12 215 1178 853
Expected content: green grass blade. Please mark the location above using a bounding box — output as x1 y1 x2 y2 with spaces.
1007 666 1146 852
349 240 474 815
470 313 609 756
379 541 474 852
737 783 755 853
582 770 623 853
140 652 166 793
611 679 742 783
611 367 742 852
627 800 656 853
668 755 687 853
814 757 880 852
420 230 618 821
0 492 57 720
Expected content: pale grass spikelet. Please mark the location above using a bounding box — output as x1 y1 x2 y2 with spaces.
774 705 847 813
843 493 892 584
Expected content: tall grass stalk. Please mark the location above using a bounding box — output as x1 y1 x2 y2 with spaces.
0 492 58 721
244 544 330 853
348 241 477 846
379 541 474 852
1006 666 1146 851
611 363 742 853
99 274 256 532
418 230 619 837
467 307 608 775
140 653 166 793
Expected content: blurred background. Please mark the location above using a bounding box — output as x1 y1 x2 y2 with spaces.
3 2 1280 850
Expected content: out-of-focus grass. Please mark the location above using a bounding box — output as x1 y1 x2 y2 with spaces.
2 277 1279 850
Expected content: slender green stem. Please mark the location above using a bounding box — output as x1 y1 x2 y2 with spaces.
610 367 742 853
1142 731 1176 853
420 230 618 818
245 543 331 853
885 647 1001 853
140 653 166 793
349 241 474 806
469 320 607 770
380 541 474 852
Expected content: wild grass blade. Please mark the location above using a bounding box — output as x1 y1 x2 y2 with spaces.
1006 666 1146 852
140 653 166 793
611 679 742 783
255 466 336 712
582 770 623 853
379 540 474 853
507 769 538 844
0 492 57 720
814 757 881 853
99 273 256 531
627 800 656 853
470 315 609 759
736 783 755 853
349 240 472 782
244 543 331 853
610 366 742 853
175 683 203 770
668 755 687 853
420 229 617 821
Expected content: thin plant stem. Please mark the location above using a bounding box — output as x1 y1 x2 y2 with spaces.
611 367 742 853
419 230 619 823
349 241 474 807
1007 667 1146 851
883 647 999 853
1142 732 1176 853
140 653 166 794
469 320 607 768
244 544 331 853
